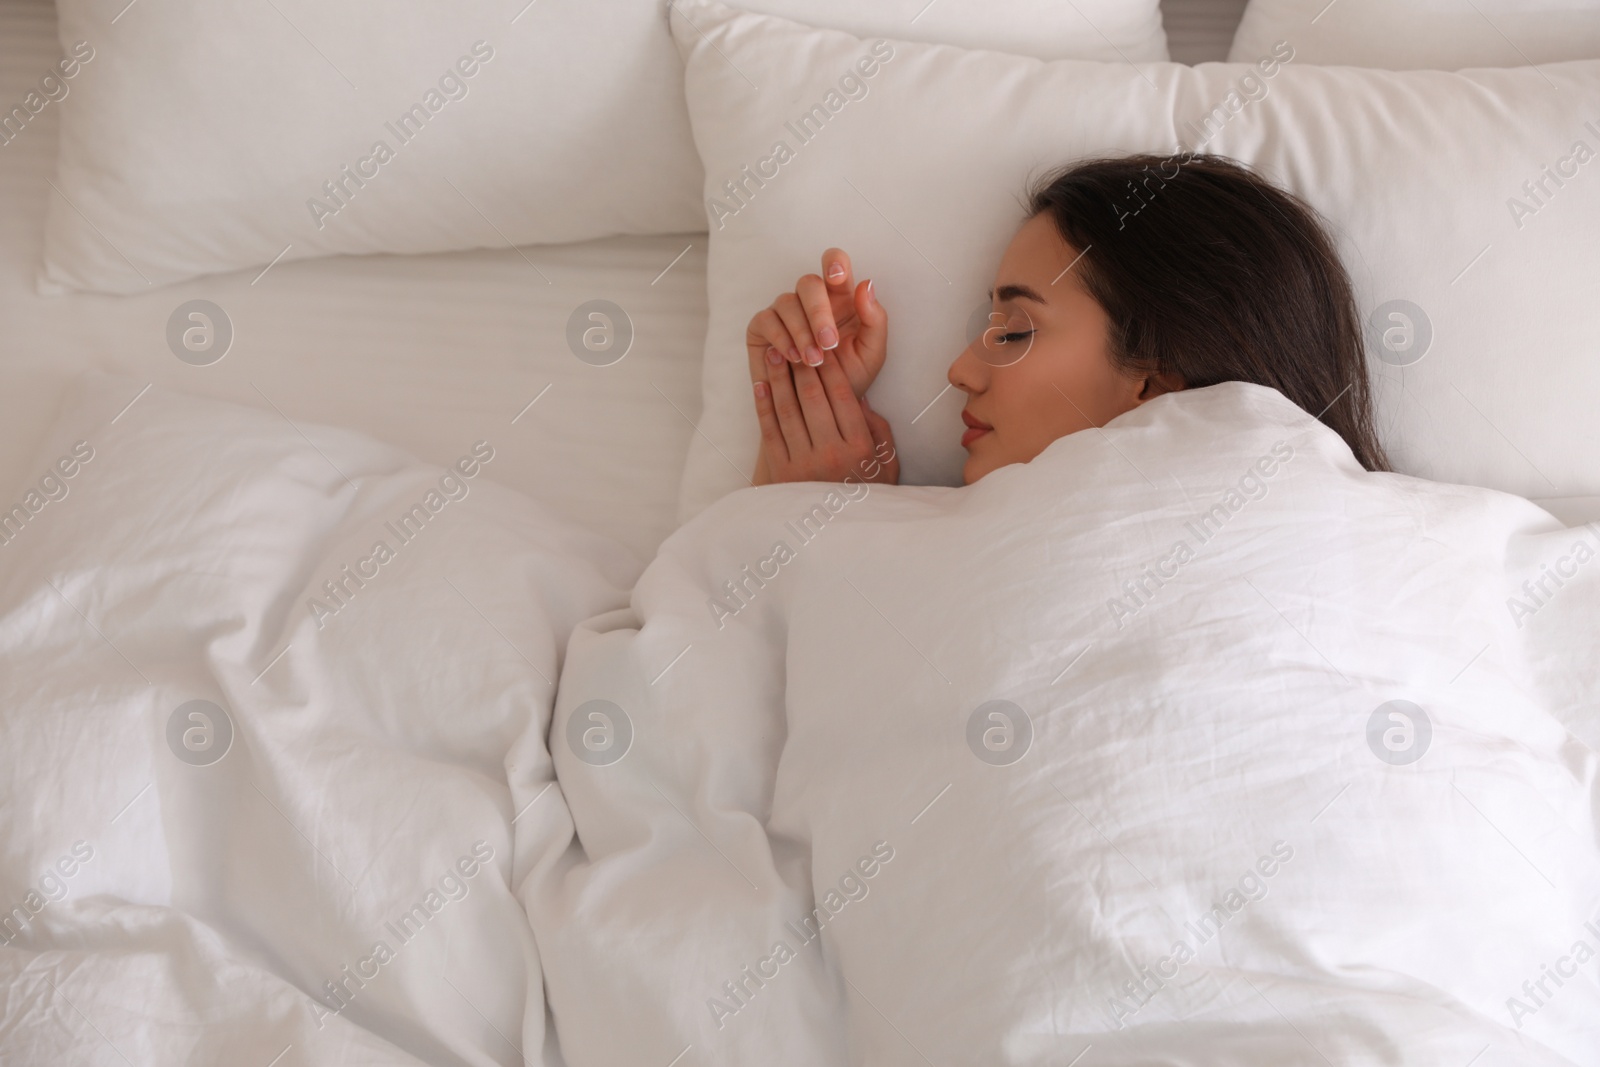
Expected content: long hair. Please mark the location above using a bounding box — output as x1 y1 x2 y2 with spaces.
1027 154 1389 472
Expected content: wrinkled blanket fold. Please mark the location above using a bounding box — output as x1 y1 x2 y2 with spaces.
0 376 634 1065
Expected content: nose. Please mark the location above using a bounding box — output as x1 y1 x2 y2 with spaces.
948 337 987 395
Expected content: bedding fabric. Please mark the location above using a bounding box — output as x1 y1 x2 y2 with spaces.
532 382 1600 1066
1229 0 1600 69
0 376 635 1063
2 0 710 568
669 0 1600 520
37 0 1167 294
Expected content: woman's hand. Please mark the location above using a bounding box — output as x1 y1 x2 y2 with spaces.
745 248 887 398
752 342 899 487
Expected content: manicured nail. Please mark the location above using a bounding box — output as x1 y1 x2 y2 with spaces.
804 346 824 366
866 278 876 304
788 347 802 363
819 326 838 350
827 263 846 282
766 347 783 366
754 380 769 399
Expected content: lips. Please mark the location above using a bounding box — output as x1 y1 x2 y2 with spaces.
960 408 993 448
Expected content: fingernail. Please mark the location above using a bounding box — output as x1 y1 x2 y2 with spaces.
754 380 769 399
788 347 802 363
819 326 838 350
827 263 846 282
766 347 783 366
866 278 876 304
804 346 823 366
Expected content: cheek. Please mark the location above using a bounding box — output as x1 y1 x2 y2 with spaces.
992 341 1090 448
1028 331 1138 427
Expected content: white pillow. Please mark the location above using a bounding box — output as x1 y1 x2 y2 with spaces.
670 0 1600 519
1229 0 1600 68
40 0 1167 294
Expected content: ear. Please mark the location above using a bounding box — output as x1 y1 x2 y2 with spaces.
1135 369 1186 404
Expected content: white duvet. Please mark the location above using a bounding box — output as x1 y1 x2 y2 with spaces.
530 383 1600 1066
5 378 1598 1067
0 376 635 1065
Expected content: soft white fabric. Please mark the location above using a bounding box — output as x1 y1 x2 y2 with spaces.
38 0 1167 294
669 0 1600 519
534 382 1600 1066
1229 0 1600 69
2 0 709 566
0 376 635 1064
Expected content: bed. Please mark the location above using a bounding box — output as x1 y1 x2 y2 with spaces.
0 0 710 566
3 0 1598 1063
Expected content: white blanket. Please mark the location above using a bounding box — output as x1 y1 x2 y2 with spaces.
0 376 635 1065
529 383 1600 1066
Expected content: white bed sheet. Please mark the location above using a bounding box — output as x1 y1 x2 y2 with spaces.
0 0 711 564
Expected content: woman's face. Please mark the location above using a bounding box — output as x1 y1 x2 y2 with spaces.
948 213 1181 484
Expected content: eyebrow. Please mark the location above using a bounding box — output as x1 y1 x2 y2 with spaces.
987 283 1047 304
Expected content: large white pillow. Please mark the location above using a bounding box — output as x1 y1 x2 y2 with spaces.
670 0 1600 518
39 0 1167 294
1229 0 1600 68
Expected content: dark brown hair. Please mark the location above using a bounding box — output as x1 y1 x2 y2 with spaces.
1027 153 1389 472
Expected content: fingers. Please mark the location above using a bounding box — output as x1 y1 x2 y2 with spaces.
756 251 859 371
814 343 869 443
812 248 856 352
811 249 858 354
829 278 887 397
853 279 886 359
822 248 854 297
748 307 800 366
796 273 839 355
773 292 823 366
753 375 787 472
764 346 813 455
788 357 842 447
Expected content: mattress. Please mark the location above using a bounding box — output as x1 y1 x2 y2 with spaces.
0 0 711 564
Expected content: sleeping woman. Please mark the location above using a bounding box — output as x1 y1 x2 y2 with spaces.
744 153 1389 486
